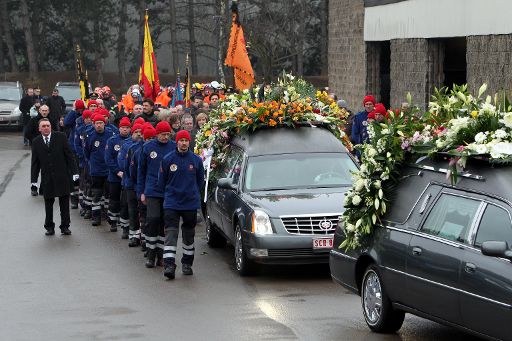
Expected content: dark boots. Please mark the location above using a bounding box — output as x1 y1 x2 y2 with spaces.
121 227 129 239
128 238 140 247
145 249 156 268
164 262 176 280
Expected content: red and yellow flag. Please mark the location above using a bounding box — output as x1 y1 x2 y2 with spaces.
225 3 254 90
139 12 160 100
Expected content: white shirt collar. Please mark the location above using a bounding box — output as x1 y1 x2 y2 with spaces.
44 132 51 142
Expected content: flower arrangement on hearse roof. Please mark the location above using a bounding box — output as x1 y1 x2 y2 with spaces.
341 83 512 250
195 72 352 177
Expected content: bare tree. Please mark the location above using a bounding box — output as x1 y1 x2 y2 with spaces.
19 0 38 79
2 0 18 72
169 0 179 73
296 0 307 76
187 0 198 74
215 0 226 82
118 1 128 89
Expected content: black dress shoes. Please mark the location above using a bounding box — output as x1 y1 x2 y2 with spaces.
61 228 72 235
45 229 55 236
31 185 38 196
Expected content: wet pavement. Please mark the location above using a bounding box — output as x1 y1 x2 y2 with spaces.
0 131 482 340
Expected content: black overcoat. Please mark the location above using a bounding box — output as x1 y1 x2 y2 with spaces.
31 131 78 199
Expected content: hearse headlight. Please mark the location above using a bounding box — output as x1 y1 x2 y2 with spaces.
251 210 273 235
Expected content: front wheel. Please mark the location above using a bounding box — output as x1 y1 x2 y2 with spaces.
234 224 255 276
361 265 405 333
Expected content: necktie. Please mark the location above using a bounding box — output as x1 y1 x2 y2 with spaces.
44 136 49 147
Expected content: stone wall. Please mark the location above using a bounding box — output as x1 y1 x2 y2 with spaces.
328 0 366 112
389 38 430 109
467 35 512 97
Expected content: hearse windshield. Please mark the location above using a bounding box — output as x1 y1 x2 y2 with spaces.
245 152 357 191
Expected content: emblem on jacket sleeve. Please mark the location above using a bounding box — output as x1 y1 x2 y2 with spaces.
150 151 157 159
94 141 100 147
170 164 177 172
114 144 121 151
189 164 194 171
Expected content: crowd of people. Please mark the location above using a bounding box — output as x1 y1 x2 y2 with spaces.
27 78 393 280
29 82 223 280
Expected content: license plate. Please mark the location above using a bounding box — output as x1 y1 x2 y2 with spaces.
313 237 333 249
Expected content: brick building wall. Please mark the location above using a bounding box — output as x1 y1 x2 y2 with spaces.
467 35 512 96
328 0 366 112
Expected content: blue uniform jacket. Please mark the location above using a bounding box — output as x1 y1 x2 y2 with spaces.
130 143 144 197
64 110 80 151
74 119 89 168
84 128 116 177
158 149 205 211
351 110 370 145
118 139 138 189
137 139 176 199
105 134 130 182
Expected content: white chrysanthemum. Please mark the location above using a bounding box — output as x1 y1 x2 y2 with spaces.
493 129 507 139
367 147 378 158
381 128 390 135
354 179 365 192
352 195 362 206
474 132 488 144
474 144 488 154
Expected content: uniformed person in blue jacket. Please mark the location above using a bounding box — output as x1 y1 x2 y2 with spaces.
117 122 144 246
158 130 204 279
105 117 132 235
130 124 156 252
75 109 93 218
84 113 116 226
137 121 176 268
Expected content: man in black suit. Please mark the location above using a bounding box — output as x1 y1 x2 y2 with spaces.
31 118 79 236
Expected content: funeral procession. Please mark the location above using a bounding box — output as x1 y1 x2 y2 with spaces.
1 0 512 340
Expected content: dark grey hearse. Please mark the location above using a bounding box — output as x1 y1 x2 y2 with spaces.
204 126 358 275
330 157 512 340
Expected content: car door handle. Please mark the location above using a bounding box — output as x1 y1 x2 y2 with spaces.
464 262 476 274
412 247 422 256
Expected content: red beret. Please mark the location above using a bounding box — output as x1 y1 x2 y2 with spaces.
74 99 85 110
156 121 171 134
82 110 93 120
367 111 376 120
132 123 144 132
374 103 388 117
175 129 191 142
134 117 145 125
143 125 157 140
362 95 376 106
92 114 106 123
87 100 98 108
119 117 131 128
96 108 109 117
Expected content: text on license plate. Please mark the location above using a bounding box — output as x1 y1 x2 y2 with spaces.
313 237 333 249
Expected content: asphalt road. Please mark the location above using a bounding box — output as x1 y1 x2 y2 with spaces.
0 131 482 341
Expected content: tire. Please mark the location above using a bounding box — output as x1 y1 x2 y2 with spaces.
204 209 226 248
361 265 405 333
234 223 256 276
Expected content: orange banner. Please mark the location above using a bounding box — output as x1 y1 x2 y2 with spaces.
225 13 254 90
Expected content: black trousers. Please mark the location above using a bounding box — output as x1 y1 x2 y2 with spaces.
163 209 197 266
91 176 107 218
107 181 122 225
44 195 70 230
126 189 140 239
145 197 165 251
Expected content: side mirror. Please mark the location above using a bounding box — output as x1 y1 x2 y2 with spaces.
481 241 512 260
218 177 237 191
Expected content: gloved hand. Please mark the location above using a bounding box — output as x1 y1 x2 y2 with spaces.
30 184 38 196
72 174 79 181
